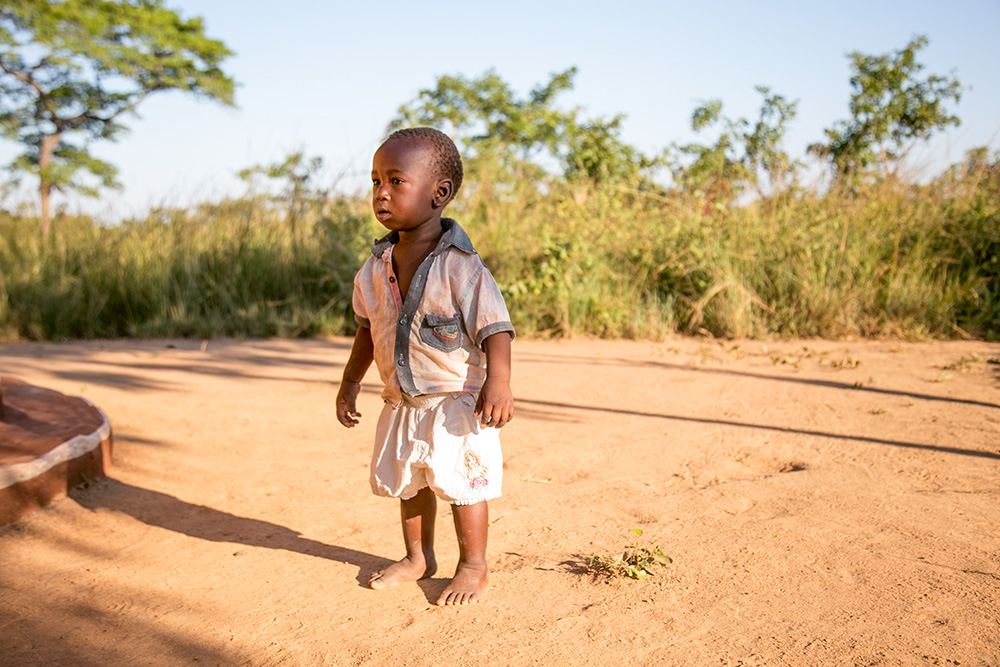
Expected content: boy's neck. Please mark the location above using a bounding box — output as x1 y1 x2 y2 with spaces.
390 215 447 301
395 214 445 248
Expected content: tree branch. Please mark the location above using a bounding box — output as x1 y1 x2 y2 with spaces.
60 88 151 128
0 59 47 97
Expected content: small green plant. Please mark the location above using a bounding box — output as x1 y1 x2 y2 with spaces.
942 354 997 372
588 529 672 580
829 356 862 369
943 356 973 372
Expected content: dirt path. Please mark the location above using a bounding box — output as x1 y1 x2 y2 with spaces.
1 337 998 666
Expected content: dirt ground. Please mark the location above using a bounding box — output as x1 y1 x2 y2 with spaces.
1 336 998 666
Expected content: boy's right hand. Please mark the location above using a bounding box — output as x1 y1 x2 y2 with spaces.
336 381 363 427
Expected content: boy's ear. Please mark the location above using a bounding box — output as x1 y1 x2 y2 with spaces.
432 178 455 208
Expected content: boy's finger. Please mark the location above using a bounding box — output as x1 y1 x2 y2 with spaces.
481 403 509 427
335 403 360 427
494 405 513 428
478 404 493 425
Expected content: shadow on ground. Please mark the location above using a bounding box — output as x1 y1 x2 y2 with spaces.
71 478 389 587
516 398 1000 461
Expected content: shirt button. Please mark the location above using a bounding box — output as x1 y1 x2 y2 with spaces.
399 316 407 326
389 276 396 283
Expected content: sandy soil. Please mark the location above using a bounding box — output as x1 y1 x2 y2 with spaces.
1 336 998 666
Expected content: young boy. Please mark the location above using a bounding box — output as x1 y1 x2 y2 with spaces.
335 127 514 606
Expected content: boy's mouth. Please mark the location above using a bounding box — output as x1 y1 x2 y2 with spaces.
375 209 391 221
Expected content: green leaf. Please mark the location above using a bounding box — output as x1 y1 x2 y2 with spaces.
654 553 673 566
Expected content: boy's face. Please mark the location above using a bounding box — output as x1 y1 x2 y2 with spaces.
371 138 450 235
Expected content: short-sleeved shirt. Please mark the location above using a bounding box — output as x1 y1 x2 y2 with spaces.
353 218 515 407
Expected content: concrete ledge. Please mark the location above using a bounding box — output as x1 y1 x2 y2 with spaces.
0 376 113 526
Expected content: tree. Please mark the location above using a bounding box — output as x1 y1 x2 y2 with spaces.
390 68 656 189
810 35 964 182
238 150 327 238
743 86 799 195
562 113 658 186
668 86 798 205
0 0 236 237
668 99 748 206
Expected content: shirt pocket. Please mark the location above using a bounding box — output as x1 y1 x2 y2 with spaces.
419 313 463 353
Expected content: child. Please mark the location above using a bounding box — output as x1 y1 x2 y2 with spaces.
335 127 514 606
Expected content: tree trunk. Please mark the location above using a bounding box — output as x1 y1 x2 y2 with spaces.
39 180 52 240
38 133 60 240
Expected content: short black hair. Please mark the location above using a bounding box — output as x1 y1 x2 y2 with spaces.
384 127 464 194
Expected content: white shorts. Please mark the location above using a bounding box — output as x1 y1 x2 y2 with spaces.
371 392 503 506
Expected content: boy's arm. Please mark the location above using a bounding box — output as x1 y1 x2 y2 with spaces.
475 332 513 428
336 326 375 428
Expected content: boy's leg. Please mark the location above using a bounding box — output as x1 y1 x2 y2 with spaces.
369 486 438 589
437 500 489 606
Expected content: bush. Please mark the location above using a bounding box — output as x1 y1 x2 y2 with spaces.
1 161 997 342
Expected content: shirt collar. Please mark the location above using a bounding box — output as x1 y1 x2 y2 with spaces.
370 218 476 259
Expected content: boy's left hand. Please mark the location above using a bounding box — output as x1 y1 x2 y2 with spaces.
474 377 513 428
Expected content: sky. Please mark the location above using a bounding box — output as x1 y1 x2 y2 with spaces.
2 0 999 219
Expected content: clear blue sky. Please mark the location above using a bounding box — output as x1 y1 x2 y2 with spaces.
3 0 999 219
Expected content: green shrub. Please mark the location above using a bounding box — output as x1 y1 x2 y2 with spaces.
1 161 996 342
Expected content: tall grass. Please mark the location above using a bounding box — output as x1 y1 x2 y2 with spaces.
0 197 375 340
465 163 998 341
1 162 997 341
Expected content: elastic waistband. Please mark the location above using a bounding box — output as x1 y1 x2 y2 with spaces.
398 392 474 409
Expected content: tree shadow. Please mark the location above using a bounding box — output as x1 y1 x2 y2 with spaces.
516 398 1000 461
516 352 1000 410
70 479 389 587
0 338 352 393
41 369 171 391
0 599 240 667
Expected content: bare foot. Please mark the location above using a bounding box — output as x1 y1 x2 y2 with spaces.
369 554 437 590
436 562 489 605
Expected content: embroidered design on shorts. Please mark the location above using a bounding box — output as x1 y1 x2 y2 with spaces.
464 450 489 490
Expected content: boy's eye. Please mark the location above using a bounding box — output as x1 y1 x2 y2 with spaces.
391 178 403 185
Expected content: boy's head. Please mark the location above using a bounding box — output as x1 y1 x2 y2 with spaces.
371 127 465 231
381 127 464 195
